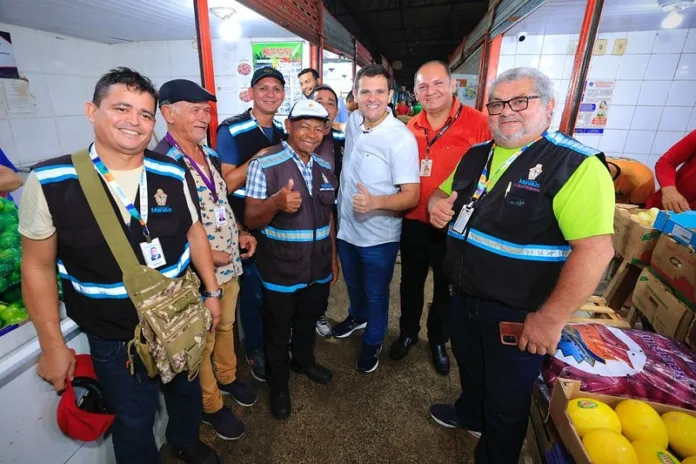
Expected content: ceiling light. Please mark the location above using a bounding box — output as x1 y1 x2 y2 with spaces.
662 10 684 28
219 19 241 41
657 0 694 11
210 6 236 20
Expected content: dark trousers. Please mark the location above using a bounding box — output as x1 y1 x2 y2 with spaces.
399 218 451 345
262 282 330 393
450 293 545 464
87 333 202 464
239 259 264 352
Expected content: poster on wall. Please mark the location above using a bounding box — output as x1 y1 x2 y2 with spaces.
0 32 19 79
575 80 614 134
251 42 303 115
2 79 37 114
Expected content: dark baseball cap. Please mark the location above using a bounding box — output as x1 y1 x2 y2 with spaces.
159 79 217 107
251 66 285 87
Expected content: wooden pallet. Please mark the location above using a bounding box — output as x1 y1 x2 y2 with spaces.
570 296 631 328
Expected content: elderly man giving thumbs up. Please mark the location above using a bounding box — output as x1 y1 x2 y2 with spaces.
244 99 339 419
332 64 420 373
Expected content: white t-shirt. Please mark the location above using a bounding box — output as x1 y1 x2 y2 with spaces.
337 109 419 247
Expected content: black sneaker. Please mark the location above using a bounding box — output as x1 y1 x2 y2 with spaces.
246 350 266 382
174 439 220 463
332 315 367 339
357 342 382 373
201 408 245 441
388 334 418 361
430 404 482 437
219 379 257 407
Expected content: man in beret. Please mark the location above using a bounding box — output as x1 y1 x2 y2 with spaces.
154 79 258 441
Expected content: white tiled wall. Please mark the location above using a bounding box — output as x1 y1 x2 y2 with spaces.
497 29 696 172
0 22 308 167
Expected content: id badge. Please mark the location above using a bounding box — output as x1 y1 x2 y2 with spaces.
140 238 167 269
452 204 474 234
214 206 228 228
420 159 433 177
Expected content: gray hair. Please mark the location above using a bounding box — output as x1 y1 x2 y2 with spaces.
489 67 556 105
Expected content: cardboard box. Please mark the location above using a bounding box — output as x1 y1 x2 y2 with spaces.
632 268 695 341
549 379 696 464
654 210 696 248
612 204 660 266
651 234 696 308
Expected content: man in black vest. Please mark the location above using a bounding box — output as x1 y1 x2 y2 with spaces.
20 68 222 463
310 83 345 337
215 66 287 382
244 99 338 420
427 67 615 463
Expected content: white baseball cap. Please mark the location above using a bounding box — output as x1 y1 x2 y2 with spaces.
288 99 329 121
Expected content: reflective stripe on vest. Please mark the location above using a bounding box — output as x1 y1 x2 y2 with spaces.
260 225 330 242
448 227 571 262
259 273 332 293
57 243 192 299
232 188 246 198
228 119 258 136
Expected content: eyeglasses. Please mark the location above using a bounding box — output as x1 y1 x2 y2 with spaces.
486 96 541 115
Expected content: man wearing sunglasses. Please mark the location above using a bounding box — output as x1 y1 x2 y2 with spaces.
426 67 615 463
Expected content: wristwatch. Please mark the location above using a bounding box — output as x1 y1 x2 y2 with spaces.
203 288 223 299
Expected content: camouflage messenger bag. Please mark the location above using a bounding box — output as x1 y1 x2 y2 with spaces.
72 150 211 383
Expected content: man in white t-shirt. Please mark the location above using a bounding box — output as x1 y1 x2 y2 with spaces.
332 64 420 373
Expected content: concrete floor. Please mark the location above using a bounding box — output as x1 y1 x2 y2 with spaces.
189 264 533 464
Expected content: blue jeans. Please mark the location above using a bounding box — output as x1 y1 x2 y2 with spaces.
239 259 264 352
87 334 202 464
337 239 399 345
450 293 545 464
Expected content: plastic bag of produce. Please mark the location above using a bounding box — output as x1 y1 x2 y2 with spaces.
542 324 696 410
0 197 21 294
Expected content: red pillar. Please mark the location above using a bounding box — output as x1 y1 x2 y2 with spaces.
559 0 605 134
193 0 219 148
480 35 503 110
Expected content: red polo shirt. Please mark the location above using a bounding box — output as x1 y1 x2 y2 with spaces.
405 100 491 224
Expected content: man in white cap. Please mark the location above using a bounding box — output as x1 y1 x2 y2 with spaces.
244 99 339 419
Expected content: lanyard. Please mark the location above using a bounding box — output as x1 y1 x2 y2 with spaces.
470 132 546 203
166 134 220 204
89 144 151 240
423 104 463 159
249 110 274 141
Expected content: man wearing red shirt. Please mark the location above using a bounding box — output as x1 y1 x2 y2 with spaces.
647 129 696 213
389 61 491 374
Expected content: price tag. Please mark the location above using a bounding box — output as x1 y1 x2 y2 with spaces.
671 224 693 245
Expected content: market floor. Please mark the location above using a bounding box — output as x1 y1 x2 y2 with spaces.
168 264 534 464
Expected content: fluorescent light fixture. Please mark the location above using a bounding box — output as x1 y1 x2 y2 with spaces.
662 10 684 28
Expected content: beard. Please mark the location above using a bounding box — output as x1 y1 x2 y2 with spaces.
492 113 551 147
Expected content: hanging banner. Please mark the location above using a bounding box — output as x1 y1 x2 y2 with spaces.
251 41 303 115
0 31 20 79
575 80 614 134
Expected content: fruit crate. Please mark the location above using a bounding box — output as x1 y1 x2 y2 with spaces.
549 379 696 464
570 296 631 328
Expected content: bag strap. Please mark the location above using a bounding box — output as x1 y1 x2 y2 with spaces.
72 149 141 273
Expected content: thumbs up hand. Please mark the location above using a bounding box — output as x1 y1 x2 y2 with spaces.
430 191 458 229
273 178 303 213
353 182 377 214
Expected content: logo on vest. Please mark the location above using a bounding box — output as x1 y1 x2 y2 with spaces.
320 173 333 191
152 189 172 214
528 164 543 180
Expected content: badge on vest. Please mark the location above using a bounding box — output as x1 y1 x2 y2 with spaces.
140 238 167 269
152 188 172 214
214 205 228 228
420 159 433 177
528 164 543 180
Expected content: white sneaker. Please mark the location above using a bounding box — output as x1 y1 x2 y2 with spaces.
315 315 332 337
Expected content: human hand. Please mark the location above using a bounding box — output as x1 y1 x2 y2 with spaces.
353 182 378 214
429 191 458 229
661 186 690 213
517 311 565 356
273 179 302 213
331 255 340 285
205 296 221 332
239 234 257 259
37 344 76 392
211 250 231 267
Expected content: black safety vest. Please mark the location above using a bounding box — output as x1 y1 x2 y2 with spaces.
34 150 193 340
443 131 608 311
251 144 337 293
218 109 286 225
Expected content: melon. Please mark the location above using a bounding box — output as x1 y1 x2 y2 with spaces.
615 400 669 448
568 397 622 437
582 429 637 464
